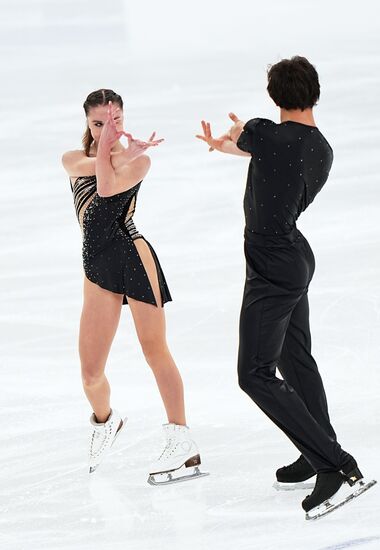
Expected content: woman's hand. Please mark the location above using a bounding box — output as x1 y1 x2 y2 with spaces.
98 101 125 152
98 101 164 161
119 131 164 164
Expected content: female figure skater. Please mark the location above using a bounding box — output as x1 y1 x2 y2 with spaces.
196 57 375 519
62 89 207 485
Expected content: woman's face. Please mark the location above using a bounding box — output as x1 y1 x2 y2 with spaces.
87 102 124 143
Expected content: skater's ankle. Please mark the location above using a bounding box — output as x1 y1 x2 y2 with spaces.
167 419 187 427
93 409 112 424
340 456 357 473
316 468 341 475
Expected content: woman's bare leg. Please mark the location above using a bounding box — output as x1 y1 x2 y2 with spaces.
128 239 186 425
79 277 123 422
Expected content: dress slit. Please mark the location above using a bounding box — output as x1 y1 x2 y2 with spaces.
127 237 163 307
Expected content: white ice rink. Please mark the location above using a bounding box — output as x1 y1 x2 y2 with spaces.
1 1 379 549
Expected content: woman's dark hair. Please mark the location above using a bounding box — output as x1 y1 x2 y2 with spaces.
82 89 123 156
266 56 320 111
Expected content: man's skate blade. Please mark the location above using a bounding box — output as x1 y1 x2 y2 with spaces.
305 478 377 521
147 466 210 486
273 480 315 491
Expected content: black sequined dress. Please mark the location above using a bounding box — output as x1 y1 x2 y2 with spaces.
69 176 172 307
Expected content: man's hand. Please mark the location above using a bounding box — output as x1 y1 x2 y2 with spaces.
227 112 246 143
196 120 231 152
196 113 246 153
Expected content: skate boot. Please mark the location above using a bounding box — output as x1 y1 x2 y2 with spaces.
302 471 344 518
273 455 316 491
88 408 126 474
147 423 209 486
302 462 377 521
340 457 363 485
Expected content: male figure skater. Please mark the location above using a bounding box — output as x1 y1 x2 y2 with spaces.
196 56 375 519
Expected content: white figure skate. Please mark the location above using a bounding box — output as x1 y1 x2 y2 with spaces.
147 423 209 486
88 408 126 474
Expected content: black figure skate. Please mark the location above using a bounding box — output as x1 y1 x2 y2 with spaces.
302 460 377 520
273 455 316 491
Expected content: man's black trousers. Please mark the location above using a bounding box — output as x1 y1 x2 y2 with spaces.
237 227 351 472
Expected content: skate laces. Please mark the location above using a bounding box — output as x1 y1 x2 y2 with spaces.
90 424 113 459
157 437 175 461
157 436 193 462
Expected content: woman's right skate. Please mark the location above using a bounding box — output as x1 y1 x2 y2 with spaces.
147 423 209 486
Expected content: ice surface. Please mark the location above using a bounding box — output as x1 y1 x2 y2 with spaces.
0 1 379 549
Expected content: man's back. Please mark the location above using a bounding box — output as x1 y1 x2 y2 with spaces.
237 118 334 236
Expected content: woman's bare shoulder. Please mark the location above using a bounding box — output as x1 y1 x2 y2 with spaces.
62 149 85 166
62 149 95 176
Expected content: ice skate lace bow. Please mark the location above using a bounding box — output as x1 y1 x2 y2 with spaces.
90 421 115 459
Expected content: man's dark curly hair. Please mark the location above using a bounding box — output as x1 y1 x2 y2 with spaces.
266 56 320 111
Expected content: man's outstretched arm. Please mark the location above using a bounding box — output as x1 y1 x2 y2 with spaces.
196 114 251 157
